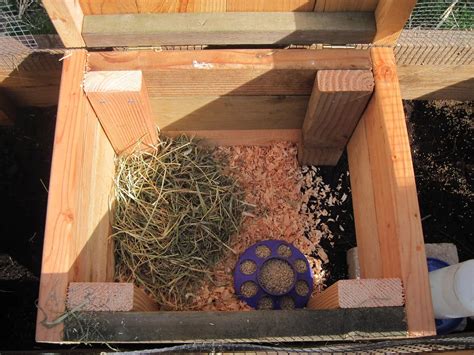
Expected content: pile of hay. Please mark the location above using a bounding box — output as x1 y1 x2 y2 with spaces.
112 135 244 309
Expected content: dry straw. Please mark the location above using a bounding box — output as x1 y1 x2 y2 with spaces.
112 135 244 309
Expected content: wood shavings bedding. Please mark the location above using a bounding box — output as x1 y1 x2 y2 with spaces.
187 142 325 311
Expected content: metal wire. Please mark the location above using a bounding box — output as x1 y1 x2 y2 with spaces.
0 1 39 70
406 0 473 30
102 333 474 354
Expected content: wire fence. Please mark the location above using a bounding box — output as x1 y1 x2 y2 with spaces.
406 0 474 31
0 1 38 69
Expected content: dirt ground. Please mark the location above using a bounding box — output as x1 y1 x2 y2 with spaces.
0 101 472 350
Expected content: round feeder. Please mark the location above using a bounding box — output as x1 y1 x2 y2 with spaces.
234 240 313 309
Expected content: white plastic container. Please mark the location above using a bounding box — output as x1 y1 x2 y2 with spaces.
430 259 474 319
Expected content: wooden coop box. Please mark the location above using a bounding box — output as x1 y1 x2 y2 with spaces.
37 0 436 344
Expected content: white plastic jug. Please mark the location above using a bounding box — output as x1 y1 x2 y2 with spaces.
430 259 474 319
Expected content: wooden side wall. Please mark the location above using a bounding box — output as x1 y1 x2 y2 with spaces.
36 50 115 343
85 49 372 140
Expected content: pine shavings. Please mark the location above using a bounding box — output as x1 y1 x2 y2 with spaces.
189 143 324 311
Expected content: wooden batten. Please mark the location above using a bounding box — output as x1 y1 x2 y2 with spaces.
307 279 404 309
67 282 159 312
84 70 158 154
299 69 374 166
82 12 375 47
347 47 436 336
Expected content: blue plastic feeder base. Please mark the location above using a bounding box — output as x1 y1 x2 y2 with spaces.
234 240 313 310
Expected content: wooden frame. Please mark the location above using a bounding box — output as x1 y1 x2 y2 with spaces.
36 46 435 343
42 0 415 48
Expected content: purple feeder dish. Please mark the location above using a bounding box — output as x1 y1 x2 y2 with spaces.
233 240 314 310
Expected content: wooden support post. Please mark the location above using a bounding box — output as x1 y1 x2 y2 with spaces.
373 0 417 46
67 282 159 312
299 69 373 166
0 91 15 125
347 47 436 337
307 279 404 309
42 0 85 47
36 50 116 343
84 71 158 154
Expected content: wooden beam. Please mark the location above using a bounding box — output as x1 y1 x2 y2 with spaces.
163 129 301 146
42 0 85 47
87 48 372 99
82 12 375 47
64 307 407 343
78 0 316 14
308 279 404 309
87 49 373 72
84 71 158 154
67 283 159 312
228 0 315 11
373 0 416 46
314 0 378 12
347 47 435 337
299 69 373 166
36 50 115 343
0 52 62 107
151 96 308 131
398 65 474 101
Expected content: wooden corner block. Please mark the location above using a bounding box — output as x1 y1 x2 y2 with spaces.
84 70 157 154
299 69 374 166
67 282 159 312
308 278 404 310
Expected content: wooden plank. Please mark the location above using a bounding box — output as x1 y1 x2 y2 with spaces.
82 12 376 47
163 129 301 146
0 91 15 125
398 65 474 101
36 50 115 343
87 49 372 98
87 49 373 72
347 47 435 337
84 71 158 154
79 0 227 14
308 279 404 309
314 0 378 11
42 0 85 47
67 283 159 312
299 69 374 165
227 0 315 11
373 0 417 46
151 96 308 131
64 307 407 343
78 0 318 14
346 118 381 278
0 53 62 107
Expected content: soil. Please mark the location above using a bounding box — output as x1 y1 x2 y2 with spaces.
0 108 56 350
1 101 472 349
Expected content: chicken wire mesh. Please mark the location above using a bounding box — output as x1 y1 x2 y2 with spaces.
0 1 38 69
406 0 473 30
